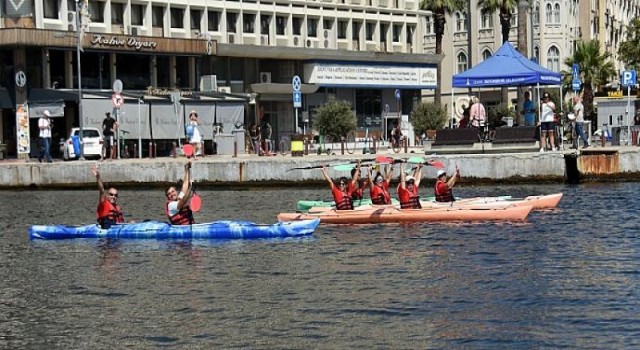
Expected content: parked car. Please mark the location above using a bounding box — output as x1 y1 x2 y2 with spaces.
61 127 103 160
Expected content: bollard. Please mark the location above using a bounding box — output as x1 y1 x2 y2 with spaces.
171 142 177 158
404 138 408 153
233 139 237 158
633 130 638 146
304 138 309 156
372 136 377 154
133 143 138 158
600 133 605 147
340 137 345 155
148 142 153 158
152 142 157 158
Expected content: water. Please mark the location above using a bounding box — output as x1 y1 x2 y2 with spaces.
1 183 640 349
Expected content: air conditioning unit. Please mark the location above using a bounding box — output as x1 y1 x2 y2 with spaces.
67 11 77 31
259 72 272 84
260 34 269 45
199 75 218 91
228 33 235 44
130 26 139 36
293 35 301 46
217 86 231 93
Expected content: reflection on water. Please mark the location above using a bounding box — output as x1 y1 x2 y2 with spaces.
1 183 640 348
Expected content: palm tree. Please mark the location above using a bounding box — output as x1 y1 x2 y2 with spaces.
562 40 616 121
420 0 465 105
478 0 519 104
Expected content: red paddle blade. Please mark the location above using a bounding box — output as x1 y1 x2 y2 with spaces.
427 160 445 169
190 193 202 212
375 155 393 164
182 144 195 157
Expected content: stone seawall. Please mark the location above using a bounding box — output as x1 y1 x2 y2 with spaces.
1 148 639 189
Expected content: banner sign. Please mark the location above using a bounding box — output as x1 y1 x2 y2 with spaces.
16 104 30 154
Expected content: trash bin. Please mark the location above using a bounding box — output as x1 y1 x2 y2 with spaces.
215 134 235 155
611 127 622 146
291 134 304 157
71 135 81 155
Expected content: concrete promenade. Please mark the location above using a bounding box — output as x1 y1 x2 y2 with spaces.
1 146 639 189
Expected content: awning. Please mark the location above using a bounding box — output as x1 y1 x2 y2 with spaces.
28 88 79 103
0 88 13 109
250 83 319 94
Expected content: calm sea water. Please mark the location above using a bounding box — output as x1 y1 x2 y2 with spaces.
1 183 639 349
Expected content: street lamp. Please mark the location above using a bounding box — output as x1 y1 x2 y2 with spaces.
75 0 85 160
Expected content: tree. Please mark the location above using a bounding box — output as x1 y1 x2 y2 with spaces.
562 40 616 121
618 17 640 70
420 0 465 105
410 102 448 136
478 0 519 104
516 0 530 125
313 98 357 140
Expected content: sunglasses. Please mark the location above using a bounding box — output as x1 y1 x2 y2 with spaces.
108 192 118 197
339 182 347 186
407 181 415 185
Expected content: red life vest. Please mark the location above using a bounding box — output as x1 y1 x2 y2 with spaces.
434 180 455 202
331 186 354 210
370 183 391 205
165 200 195 225
96 198 124 229
397 185 421 209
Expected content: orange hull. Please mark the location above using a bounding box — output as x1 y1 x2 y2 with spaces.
278 205 533 224
422 193 563 210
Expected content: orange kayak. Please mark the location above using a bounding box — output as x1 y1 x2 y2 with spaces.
278 205 533 224
422 192 563 210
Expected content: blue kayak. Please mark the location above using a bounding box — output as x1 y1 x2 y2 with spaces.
29 219 320 240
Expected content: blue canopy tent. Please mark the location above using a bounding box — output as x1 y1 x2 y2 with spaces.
452 42 562 88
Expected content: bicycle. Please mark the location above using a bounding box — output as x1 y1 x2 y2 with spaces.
344 130 357 154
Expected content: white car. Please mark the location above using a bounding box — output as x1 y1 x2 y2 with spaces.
61 127 103 160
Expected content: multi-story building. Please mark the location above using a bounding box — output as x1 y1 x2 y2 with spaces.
0 0 441 158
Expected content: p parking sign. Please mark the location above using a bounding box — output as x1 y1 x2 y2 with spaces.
622 70 637 87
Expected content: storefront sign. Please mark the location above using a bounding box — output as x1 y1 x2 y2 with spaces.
16 104 29 154
305 63 437 88
145 87 194 97
90 35 158 51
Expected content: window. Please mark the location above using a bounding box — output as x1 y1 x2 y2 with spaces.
170 8 184 28
510 8 517 27
261 15 270 35
457 52 468 73
131 4 144 26
276 16 286 35
208 11 220 31
152 6 163 27
44 0 59 19
323 19 333 31
425 15 433 34
532 4 539 25
365 22 374 41
353 21 361 40
191 10 201 30
534 46 540 62
111 3 124 25
481 9 492 29
545 3 552 23
392 24 401 42
307 18 318 37
380 23 387 42
337 20 347 39
227 12 237 32
292 17 302 35
406 25 414 44
547 46 560 72
456 12 467 32
482 49 492 61
553 3 560 23
243 13 255 33
90 1 105 23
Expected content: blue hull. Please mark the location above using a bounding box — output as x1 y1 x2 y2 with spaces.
29 219 320 240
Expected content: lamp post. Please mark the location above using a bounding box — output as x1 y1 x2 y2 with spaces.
75 0 85 160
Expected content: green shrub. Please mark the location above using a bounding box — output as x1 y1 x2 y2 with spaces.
487 103 515 126
410 102 448 136
314 98 357 140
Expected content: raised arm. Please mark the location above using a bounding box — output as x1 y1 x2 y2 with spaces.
447 168 460 189
413 163 423 187
350 160 361 187
399 163 407 190
92 163 106 201
177 161 192 209
321 165 335 189
384 164 393 183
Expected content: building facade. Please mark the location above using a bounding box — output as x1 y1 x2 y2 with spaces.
0 0 442 157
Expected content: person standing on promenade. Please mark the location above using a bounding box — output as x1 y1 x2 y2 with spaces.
469 96 487 140
321 163 358 210
165 161 195 225
572 95 589 149
186 110 203 157
434 169 460 203
397 162 423 209
102 112 117 160
92 163 124 229
522 91 537 127
539 92 557 152
258 105 273 155
369 164 393 205
38 110 53 163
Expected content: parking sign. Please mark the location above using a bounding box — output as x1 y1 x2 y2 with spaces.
622 70 637 87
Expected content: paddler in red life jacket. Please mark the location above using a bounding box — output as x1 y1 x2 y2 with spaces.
350 166 368 202
165 160 195 225
321 162 361 210
434 168 460 202
369 164 393 205
92 164 124 229
397 162 423 209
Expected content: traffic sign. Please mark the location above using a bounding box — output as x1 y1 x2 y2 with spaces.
572 64 580 81
113 79 123 93
395 89 401 101
112 93 124 108
572 80 581 92
292 75 301 92
293 91 302 108
622 70 637 87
